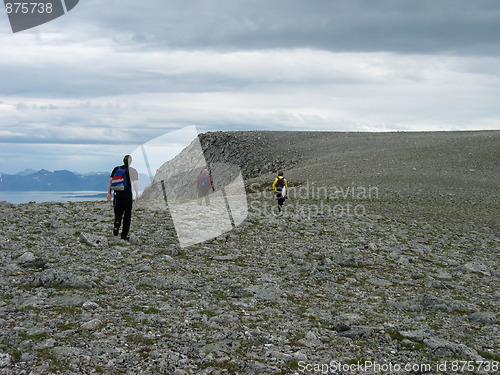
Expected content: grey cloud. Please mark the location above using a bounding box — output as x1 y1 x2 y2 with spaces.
0 72 249 99
3 0 498 100
1 68 168 98
65 0 500 55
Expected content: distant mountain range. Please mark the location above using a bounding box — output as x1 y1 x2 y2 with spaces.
0 170 111 191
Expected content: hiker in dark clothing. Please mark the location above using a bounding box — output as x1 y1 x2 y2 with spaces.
107 155 139 240
196 168 213 205
272 171 288 212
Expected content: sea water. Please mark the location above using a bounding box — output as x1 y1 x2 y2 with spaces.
0 191 107 204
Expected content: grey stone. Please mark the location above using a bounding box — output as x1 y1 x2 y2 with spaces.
334 323 351 332
467 312 497 325
333 252 360 267
201 340 241 354
462 262 491 276
16 251 37 264
19 352 35 362
34 338 56 350
424 337 483 361
51 346 82 360
80 319 102 330
0 353 12 367
435 271 453 281
434 280 449 289
135 264 153 273
390 299 421 312
336 313 364 325
212 254 241 261
79 232 107 247
46 295 87 306
245 284 283 302
128 234 141 245
340 327 375 339
293 351 308 362
368 277 393 287
421 294 475 313
31 269 90 289
299 331 321 347
16 252 47 268
398 329 430 342
82 301 101 310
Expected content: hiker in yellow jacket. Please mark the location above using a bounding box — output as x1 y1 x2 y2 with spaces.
272 171 288 212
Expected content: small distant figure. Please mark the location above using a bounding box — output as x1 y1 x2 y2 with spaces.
196 168 213 206
107 155 139 241
272 171 288 213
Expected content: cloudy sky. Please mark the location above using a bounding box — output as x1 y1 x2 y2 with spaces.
1 0 499 174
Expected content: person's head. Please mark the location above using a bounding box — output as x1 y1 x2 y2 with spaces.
277 171 284 177
202 168 208 174
123 155 132 167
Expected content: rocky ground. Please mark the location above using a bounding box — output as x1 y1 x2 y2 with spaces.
0 131 499 374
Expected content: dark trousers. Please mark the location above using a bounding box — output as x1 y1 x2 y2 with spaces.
114 191 133 239
277 192 286 211
197 187 210 205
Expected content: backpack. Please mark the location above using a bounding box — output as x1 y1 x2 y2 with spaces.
275 177 285 191
110 166 129 192
199 174 209 188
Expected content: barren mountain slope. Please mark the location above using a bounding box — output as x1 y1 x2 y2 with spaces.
201 130 499 226
0 130 498 374
199 130 498 189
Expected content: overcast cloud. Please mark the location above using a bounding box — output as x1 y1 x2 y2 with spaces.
1 0 499 173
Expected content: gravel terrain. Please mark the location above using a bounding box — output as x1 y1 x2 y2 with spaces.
0 130 498 374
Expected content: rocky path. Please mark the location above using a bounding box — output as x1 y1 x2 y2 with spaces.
0 195 498 374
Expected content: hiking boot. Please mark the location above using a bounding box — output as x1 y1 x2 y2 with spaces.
113 226 119 236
